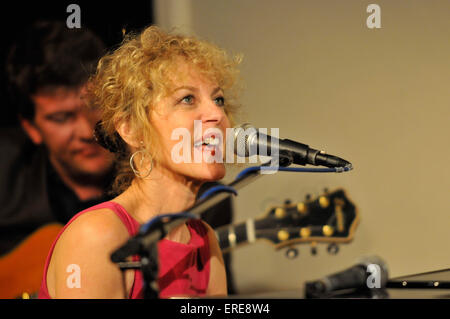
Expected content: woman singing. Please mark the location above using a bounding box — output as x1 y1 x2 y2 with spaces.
39 25 241 299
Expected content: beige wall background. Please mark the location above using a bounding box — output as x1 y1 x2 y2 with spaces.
154 0 450 294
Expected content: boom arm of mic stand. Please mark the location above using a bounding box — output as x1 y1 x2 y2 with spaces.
186 153 293 217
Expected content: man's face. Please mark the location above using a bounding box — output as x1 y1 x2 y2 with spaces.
21 87 113 180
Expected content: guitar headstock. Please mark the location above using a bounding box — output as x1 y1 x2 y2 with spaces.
251 188 359 254
216 188 359 256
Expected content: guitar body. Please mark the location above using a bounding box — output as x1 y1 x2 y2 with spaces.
0 223 62 298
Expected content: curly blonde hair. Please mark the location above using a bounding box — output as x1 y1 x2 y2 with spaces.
88 25 242 194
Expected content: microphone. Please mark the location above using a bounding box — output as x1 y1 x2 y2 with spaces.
232 124 352 168
305 255 389 298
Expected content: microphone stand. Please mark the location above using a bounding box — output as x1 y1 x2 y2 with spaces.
112 153 294 298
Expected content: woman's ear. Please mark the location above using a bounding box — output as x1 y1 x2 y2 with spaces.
115 121 141 149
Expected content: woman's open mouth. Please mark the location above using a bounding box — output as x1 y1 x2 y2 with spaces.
194 135 221 156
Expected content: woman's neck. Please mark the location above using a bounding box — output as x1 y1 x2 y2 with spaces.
115 166 203 225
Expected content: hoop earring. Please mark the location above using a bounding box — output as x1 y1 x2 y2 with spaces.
130 143 153 179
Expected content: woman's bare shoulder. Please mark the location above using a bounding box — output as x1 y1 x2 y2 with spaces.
58 208 130 247
48 208 132 298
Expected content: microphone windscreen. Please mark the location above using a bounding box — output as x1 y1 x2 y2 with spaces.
233 123 257 157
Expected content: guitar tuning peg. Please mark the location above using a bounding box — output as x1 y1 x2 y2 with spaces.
285 247 299 260
327 243 339 255
310 242 318 256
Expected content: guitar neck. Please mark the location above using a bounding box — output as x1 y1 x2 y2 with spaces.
215 219 257 252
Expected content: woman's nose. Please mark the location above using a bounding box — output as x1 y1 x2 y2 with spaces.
201 99 225 125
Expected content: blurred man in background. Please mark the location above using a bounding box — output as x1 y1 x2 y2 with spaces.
0 21 114 257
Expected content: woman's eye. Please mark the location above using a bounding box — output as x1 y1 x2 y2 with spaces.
214 96 225 107
180 95 194 104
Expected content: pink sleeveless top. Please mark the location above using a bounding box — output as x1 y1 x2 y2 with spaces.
38 201 210 299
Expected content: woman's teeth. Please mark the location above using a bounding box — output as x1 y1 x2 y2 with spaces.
195 136 219 147
203 137 219 146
